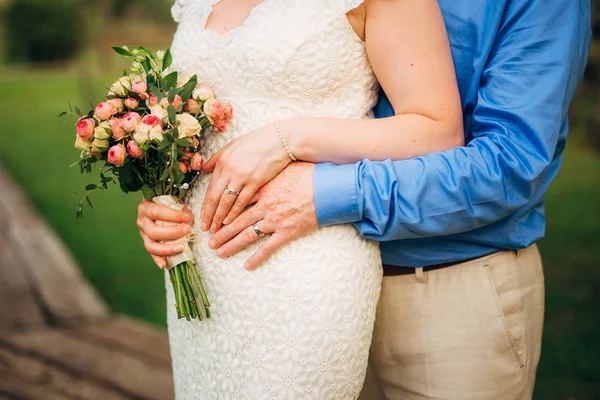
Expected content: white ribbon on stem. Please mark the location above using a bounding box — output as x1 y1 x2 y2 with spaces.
152 195 197 270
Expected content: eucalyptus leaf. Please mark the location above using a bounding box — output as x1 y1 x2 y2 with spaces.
179 75 198 101
163 48 173 71
112 46 132 56
168 105 176 124
85 184 97 190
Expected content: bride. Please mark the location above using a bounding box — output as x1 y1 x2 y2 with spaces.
137 0 463 398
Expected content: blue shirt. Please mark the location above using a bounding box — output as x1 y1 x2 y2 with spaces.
313 0 592 267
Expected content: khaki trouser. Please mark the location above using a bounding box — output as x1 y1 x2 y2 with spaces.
359 245 545 400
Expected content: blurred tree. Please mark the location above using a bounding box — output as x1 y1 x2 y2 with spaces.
4 0 81 63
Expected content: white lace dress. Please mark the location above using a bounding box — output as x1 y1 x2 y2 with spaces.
167 1 382 398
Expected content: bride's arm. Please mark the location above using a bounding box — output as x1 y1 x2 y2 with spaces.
200 0 463 232
285 0 463 164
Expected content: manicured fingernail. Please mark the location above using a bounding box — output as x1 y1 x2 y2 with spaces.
208 238 216 249
210 223 217 233
174 245 185 253
223 218 230 225
201 222 209 231
183 225 192 234
184 214 193 224
216 248 225 257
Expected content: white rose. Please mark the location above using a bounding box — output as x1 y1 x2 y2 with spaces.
94 122 111 140
176 113 202 138
177 72 193 88
108 76 131 97
150 125 164 143
150 105 169 122
192 85 215 102
75 135 91 151
91 138 109 152
133 123 151 144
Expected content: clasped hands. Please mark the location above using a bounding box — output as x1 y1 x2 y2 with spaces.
137 121 318 271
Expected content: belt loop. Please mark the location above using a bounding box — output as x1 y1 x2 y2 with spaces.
415 267 428 284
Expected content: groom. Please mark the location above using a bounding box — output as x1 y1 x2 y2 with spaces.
138 0 591 398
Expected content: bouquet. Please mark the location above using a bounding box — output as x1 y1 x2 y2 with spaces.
61 45 233 321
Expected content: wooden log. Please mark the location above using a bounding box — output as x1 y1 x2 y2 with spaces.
0 344 129 400
75 316 171 365
0 227 45 330
2 327 174 400
0 166 108 326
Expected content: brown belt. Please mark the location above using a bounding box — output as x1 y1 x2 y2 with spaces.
382 256 482 277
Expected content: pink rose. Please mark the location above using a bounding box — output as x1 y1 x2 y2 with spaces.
107 98 125 113
122 112 141 133
183 98 200 114
111 118 127 140
94 102 117 120
190 153 203 171
126 140 145 159
192 137 200 148
179 161 189 173
160 94 183 109
181 151 192 161
131 76 148 94
204 99 233 132
141 114 162 128
107 144 127 167
146 95 159 108
76 118 95 140
124 98 139 109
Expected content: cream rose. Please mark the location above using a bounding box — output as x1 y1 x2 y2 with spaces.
150 125 164 143
108 76 131 97
75 135 92 151
176 113 202 138
133 123 151 144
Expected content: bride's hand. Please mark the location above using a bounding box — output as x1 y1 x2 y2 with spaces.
200 122 291 232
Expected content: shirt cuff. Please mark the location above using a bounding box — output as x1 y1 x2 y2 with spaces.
313 162 361 227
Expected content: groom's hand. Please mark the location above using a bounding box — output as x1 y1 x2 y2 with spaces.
208 162 318 270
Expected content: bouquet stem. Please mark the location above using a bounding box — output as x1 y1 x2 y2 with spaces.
169 261 210 320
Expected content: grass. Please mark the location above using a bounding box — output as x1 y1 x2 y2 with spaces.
0 70 599 399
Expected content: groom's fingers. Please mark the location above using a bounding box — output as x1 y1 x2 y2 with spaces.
215 221 273 258
209 205 263 249
244 233 288 271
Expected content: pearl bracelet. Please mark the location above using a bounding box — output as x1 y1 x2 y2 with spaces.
275 120 297 162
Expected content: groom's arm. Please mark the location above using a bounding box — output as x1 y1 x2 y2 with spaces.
315 0 591 240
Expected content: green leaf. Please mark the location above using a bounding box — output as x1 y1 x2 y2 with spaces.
75 106 82 116
85 184 97 190
112 46 132 56
163 71 178 90
178 75 198 101
162 48 173 71
57 111 67 118
168 105 176 124
141 185 155 200
175 138 192 147
86 197 94 208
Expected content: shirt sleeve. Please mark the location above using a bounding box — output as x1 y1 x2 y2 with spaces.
313 0 592 241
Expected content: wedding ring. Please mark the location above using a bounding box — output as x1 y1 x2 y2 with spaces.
253 223 266 237
224 187 239 196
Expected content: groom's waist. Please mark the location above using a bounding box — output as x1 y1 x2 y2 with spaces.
382 255 486 276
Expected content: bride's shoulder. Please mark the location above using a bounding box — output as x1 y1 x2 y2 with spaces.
171 0 215 23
